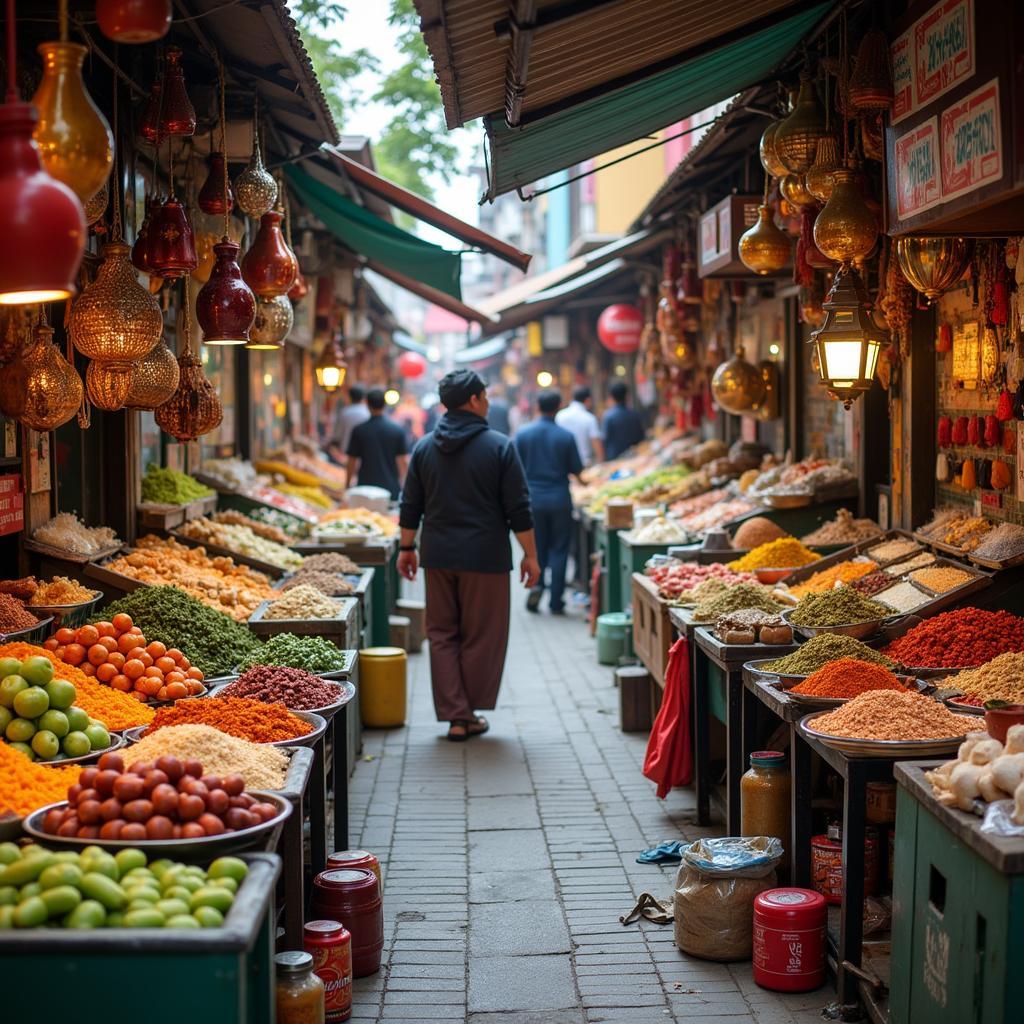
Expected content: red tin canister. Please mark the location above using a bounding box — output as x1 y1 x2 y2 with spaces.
752 888 827 993
311 868 384 977
303 919 352 1022
811 825 879 904
327 849 382 887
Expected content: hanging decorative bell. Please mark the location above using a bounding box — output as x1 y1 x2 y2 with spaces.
147 195 198 278
241 211 298 297
813 166 878 266
805 135 840 204
31 41 114 203
158 47 196 137
247 294 293 350
234 131 277 218
196 238 256 345
96 0 172 44
19 323 82 431
738 204 791 276
774 70 827 174
198 152 233 215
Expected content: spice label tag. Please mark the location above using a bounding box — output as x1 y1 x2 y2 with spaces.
894 117 941 219
940 78 1001 201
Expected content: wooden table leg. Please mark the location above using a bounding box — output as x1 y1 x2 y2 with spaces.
692 645 710 825
332 707 349 851
791 726 814 888
838 760 869 1017
310 737 328 878
279 791 305 948
726 670 744 835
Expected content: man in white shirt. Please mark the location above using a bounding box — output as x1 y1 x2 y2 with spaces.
328 386 369 465
555 386 605 466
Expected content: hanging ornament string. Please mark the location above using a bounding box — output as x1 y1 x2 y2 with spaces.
181 278 193 358
59 0 68 43
110 53 122 241
218 55 229 240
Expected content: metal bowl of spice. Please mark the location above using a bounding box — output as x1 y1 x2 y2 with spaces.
0 614 55 645
783 587 900 641
122 708 327 749
782 610 895 642
753 567 802 585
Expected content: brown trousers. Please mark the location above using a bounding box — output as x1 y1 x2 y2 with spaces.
424 568 510 722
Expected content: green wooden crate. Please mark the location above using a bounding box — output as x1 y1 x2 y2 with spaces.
891 766 1024 1024
706 659 727 725
0 852 281 1024
595 521 625 614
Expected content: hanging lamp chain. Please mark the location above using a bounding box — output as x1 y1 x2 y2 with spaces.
111 51 123 240
218 54 229 239
182 278 193 357
58 0 68 44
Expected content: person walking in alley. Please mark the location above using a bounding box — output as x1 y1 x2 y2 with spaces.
556 386 604 466
398 369 541 741
514 390 583 615
603 381 646 459
328 385 369 465
346 389 409 499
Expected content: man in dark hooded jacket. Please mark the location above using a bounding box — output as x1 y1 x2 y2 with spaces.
398 370 541 741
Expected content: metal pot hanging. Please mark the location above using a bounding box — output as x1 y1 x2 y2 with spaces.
894 237 972 303
711 346 766 414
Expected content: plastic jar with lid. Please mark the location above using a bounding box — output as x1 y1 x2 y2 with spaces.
741 751 791 868
275 950 326 1024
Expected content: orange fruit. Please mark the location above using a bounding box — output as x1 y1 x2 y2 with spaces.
95 663 118 684
62 643 86 666
165 670 185 684
77 625 99 647
107 652 125 671
128 626 144 635
137 652 154 669
87 644 109 666
144 666 164 679
124 659 146 681
186 680 203 695
129 690 148 702
139 678 162 697
55 627 76 645
178 657 191 671
98 635 119 653
43 638 59 652
155 656 175 674
94 620 116 638
186 667 204 681
111 673 132 692
145 641 167 659
111 613 133 633
166 682 188 700
81 663 96 677
166 648 184 663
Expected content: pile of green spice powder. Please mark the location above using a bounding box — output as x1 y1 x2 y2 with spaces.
237 633 349 673
104 585 261 677
141 464 214 504
761 634 897 675
789 588 890 626
693 582 783 621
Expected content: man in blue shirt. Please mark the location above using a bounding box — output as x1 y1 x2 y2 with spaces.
514 390 584 614
603 381 646 460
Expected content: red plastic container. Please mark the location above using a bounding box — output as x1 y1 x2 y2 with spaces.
304 919 352 1022
327 849 382 887
311 868 384 977
752 888 827 992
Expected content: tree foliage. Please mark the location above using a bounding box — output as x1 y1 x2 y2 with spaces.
289 0 456 201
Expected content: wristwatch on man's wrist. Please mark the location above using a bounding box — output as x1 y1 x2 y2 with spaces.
399 545 416 552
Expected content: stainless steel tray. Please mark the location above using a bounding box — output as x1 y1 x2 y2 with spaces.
798 708 972 757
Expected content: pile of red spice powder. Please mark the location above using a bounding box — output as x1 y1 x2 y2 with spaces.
881 607 1024 668
0 593 40 632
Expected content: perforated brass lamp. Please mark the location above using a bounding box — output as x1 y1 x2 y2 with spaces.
810 266 887 408
315 333 348 392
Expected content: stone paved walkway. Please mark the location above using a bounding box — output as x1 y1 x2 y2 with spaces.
347 594 828 1023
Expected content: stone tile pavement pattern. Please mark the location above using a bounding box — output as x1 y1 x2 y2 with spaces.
344 597 827 1023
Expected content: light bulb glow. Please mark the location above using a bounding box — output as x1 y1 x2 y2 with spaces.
263 372 273 386
536 371 553 387
384 389 400 406
0 288 73 305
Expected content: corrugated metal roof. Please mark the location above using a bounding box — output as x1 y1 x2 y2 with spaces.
416 0 825 130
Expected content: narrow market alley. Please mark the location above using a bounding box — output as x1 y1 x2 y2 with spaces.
347 597 827 1023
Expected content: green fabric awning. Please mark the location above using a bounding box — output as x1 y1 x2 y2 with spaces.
483 2 832 200
284 164 463 299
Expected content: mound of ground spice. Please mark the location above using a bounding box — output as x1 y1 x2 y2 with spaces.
0 741 81 817
881 607 1024 668
787 560 878 597
811 690 972 741
728 538 820 571
790 658 905 698
0 594 39 631
216 666 343 711
761 634 896 675
789 588 889 626
142 695 313 743
943 651 1024 704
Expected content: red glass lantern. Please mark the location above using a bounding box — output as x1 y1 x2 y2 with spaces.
597 304 643 353
131 195 161 274
196 239 256 346
158 46 195 137
147 195 197 278
139 79 162 145
288 267 309 303
96 0 172 44
398 351 427 379
198 152 233 216
241 211 297 297
0 102 85 305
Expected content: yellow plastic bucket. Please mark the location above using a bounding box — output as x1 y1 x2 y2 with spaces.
359 646 407 727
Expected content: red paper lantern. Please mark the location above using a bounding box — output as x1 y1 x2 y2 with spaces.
398 351 427 379
96 0 172 44
597 304 643 353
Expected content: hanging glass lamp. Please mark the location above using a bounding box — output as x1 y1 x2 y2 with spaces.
315 333 348 391
241 211 298 296
247 294 292 350
196 238 256 345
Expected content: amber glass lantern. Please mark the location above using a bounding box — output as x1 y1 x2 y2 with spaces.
809 266 887 408
126 337 180 410
86 359 133 411
315 334 348 391
18 322 81 431
247 295 293 350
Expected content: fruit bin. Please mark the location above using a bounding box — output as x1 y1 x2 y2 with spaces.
0 851 281 1024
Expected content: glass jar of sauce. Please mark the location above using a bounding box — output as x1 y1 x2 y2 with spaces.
741 750 791 869
275 950 326 1024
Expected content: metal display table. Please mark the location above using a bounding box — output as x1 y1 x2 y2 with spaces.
273 746 315 948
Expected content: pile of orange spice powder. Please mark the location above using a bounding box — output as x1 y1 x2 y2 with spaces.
790 658 906 699
142 696 313 743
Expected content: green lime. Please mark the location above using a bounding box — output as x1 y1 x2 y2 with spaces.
189 886 234 914
162 885 191 902
62 731 90 757
37 709 69 738
207 857 248 883
19 656 54 688
12 686 49 720
6 718 36 743
124 908 164 928
156 898 190 918
44 678 76 711
7 742 34 761
0 675 28 709
18 882 41 900
31 730 59 759
0 906 14 929
0 843 19 865
210 876 238 893
63 899 106 929
41 885 82 918
115 849 148 877
0 707 11 734
13 895 47 928
166 914 201 929
0 658 22 681
83 723 110 750
148 859 173 879
64 706 89 732
0 886 16 905
192 905 224 928
39 863 82 890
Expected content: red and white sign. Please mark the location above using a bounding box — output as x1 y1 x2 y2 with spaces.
699 210 719 266
894 117 941 219
940 78 1001 201
0 473 23 536
891 29 914 123
597 304 643 354
914 0 974 109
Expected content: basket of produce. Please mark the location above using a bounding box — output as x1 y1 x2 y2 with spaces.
124 700 327 749
0 614 54 645
783 589 898 641
209 667 355 720
25 749 291 857
798 691 975 757
2 576 104 631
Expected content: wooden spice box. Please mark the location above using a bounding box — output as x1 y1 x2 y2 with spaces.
248 595 360 650
631 572 674 684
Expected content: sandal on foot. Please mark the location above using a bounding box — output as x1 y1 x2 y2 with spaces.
466 715 489 737
447 722 469 742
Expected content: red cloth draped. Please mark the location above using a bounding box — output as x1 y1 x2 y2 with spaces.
643 636 693 797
